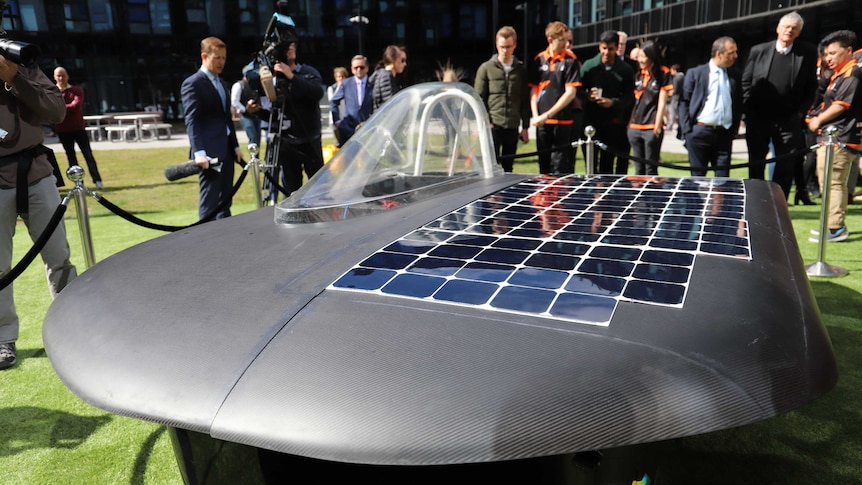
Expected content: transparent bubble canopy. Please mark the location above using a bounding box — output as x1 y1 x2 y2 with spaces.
275 82 502 224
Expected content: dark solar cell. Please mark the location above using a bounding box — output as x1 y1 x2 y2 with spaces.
382 273 445 298
360 252 417 270
332 175 751 327
407 257 464 277
508 267 570 289
333 268 396 290
623 280 686 305
434 279 499 305
429 244 484 260
456 262 516 282
491 286 556 313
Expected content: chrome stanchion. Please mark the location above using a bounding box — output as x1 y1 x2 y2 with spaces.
248 143 264 209
66 166 96 269
584 125 595 176
806 125 848 277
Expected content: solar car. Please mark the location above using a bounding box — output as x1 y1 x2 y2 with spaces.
43 83 837 484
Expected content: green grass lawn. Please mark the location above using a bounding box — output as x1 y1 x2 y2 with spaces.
1 142 860 484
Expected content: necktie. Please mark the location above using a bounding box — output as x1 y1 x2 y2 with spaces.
357 79 364 105
213 75 226 109
717 69 730 127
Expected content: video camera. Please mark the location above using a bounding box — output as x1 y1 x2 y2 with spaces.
248 0 299 102
0 0 40 67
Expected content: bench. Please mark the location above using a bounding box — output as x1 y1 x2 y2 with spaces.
141 122 172 140
104 124 136 142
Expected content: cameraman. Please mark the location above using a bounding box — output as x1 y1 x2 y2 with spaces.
0 51 78 370
271 41 324 195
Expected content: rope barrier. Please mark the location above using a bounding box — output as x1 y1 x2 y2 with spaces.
497 140 585 162
0 199 68 293
95 161 250 232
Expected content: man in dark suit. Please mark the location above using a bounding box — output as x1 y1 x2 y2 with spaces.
330 54 372 146
181 36 241 220
679 36 742 178
742 11 817 202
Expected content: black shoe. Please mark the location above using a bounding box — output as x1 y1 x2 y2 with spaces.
794 191 815 206
0 342 16 370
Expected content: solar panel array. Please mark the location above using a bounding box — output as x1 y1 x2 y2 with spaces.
331 175 751 326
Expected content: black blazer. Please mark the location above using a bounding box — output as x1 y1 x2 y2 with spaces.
679 62 742 137
742 40 818 120
180 69 239 163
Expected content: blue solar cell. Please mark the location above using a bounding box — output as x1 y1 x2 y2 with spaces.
508 267 569 289
578 258 635 277
641 250 694 266
476 248 531 265
624 280 686 305
455 261 516 282
650 238 699 251
429 244 484 260
382 273 446 298
589 245 642 261
434 279 498 305
360 252 417 270
524 252 579 271
494 237 543 251
539 241 590 256
564 273 625 296
700 243 750 257
333 268 397 290
550 292 617 324
633 263 690 283
408 257 464 277
491 286 556 313
384 240 437 255
448 234 499 247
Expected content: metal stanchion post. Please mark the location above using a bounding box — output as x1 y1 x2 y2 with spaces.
248 143 264 209
584 125 595 176
806 125 847 277
66 166 96 269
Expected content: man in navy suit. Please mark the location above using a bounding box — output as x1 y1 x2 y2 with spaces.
330 54 372 146
679 36 742 177
181 36 241 220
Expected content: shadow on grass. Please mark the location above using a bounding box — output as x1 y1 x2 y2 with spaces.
130 425 168 485
0 406 111 457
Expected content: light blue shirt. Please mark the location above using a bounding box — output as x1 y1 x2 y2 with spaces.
697 60 732 129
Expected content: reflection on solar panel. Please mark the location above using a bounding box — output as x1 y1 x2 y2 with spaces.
331 175 751 326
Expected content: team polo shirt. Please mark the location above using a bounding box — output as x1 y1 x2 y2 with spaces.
809 58 862 148
530 47 582 124
629 65 672 130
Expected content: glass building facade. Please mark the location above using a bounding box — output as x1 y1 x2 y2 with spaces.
1 0 857 118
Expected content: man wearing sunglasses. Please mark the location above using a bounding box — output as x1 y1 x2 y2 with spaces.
330 54 373 146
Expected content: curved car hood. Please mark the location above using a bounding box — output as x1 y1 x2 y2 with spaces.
43 175 837 465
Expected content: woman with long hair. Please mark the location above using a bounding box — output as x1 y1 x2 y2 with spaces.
627 41 672 175
369 45 407 112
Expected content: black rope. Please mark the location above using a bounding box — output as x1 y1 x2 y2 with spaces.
0 202 67 293
497 141 580 162
95 162 250 232
261 168 290 197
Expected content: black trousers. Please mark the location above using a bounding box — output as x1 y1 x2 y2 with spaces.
58 130 102 184
492 126 519 172
745 115 806 199
536 124 573 174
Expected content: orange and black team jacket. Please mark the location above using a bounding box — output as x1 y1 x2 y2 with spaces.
806 57 862 149
629 65 673 131
529 47 582 124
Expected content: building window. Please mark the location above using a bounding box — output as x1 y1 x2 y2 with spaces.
595 0 607 22
63 0 89 32
128 0 150 34
3 0 48 32
572 1 582 26
459 4 486 41
88 0 114 32
149 1 170 34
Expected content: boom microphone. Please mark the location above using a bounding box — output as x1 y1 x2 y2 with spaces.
164 158 220 181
